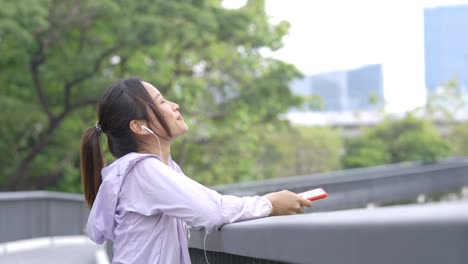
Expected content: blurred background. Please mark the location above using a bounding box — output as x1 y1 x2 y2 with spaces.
1 0 467 192
1 0 468 263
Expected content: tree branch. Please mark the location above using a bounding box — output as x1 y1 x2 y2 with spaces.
30 41 53 121
9 96 97 190
37 0 105 56
69 98 98 112
64 44 123 111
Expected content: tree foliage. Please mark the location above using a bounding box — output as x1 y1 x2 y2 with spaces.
411 78 468 158
447 122 468 155
343 114 450 168
423 79 466 120
257 125 343 177
0 0 302 190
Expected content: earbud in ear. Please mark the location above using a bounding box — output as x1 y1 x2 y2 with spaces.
141 125 155 135
140 124 163 159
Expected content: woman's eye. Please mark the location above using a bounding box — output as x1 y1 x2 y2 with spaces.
160 100 166 104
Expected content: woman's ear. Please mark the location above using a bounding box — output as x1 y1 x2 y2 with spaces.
129 120 147 135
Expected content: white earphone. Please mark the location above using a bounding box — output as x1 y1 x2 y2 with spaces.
141 125 163 160
140 125 154 135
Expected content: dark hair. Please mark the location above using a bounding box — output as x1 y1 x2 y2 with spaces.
80 77 172 208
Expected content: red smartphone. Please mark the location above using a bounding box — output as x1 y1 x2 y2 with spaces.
298 188 328 201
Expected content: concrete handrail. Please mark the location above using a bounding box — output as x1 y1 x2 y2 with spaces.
213 157 468 211
0 191 84 201
189 200 468 264
213 157 468 194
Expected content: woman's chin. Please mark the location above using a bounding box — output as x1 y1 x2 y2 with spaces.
173 125 189 138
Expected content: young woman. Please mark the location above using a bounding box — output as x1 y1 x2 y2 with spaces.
81 77 312 263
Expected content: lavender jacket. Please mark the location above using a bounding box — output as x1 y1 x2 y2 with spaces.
86 152 272 263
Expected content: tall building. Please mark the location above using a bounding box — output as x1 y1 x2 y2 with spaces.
424 4 468 93
290 64 384 112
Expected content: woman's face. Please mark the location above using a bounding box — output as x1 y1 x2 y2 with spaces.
142 82 189 139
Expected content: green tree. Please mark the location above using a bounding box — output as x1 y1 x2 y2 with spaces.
258 125 343 177
343 114 450 168
0 0 301 190
447 122 468 155
424 79 466 120
299 94 324 111
411 79 468 158
343 137 391 168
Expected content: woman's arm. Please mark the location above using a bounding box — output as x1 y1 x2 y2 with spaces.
125 157 270 233
124 156 310 233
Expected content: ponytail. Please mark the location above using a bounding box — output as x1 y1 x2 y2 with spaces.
80 126 105 208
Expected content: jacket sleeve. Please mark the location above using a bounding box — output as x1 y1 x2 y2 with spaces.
123 157 272 233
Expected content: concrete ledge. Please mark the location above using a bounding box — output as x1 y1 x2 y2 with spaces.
213 157 468 211
0 191 84 202
189 201 468 264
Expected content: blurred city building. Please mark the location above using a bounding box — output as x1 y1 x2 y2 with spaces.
424 4 468 94
283 110 468 137
290 64 384 112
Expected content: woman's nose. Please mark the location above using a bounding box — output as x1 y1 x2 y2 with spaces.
172 102 179 111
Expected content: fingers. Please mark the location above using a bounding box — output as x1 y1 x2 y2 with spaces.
264 190 313 216
296 206 304 214
295 195 312 215
290 192 312 214
298 197 312 208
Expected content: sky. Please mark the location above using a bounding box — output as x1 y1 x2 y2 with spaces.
223 0 468 113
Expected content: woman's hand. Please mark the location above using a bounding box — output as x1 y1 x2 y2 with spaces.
264 190 312 216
